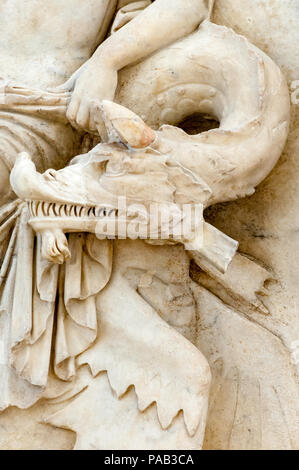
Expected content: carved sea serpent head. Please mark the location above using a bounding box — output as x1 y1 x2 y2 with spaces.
11 100 237 270
11 21 290 268
10 101 154 263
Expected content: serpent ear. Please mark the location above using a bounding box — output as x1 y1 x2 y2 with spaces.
99 100 156 149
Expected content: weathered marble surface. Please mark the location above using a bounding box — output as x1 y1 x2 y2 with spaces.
0 0 298 450
196 0 299 451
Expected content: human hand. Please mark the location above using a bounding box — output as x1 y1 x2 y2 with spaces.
66 59 118 135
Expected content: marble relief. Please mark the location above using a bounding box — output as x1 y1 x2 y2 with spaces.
0 0 297 450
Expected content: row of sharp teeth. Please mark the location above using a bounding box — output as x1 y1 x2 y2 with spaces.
28 201 118 218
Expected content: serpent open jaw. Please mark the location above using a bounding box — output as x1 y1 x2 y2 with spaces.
25 195 238 273
10 100 239 270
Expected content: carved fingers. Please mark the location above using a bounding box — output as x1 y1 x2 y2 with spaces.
66 62 118 135
41 229 71 265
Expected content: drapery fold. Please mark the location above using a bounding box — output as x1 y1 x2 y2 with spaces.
0 203 113 406
55 234 113 381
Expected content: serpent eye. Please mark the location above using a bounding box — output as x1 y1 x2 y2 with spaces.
44 169 57 180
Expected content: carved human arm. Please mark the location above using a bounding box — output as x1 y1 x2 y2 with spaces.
111 1 153 34
94 0 209 70
67 0 211 132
